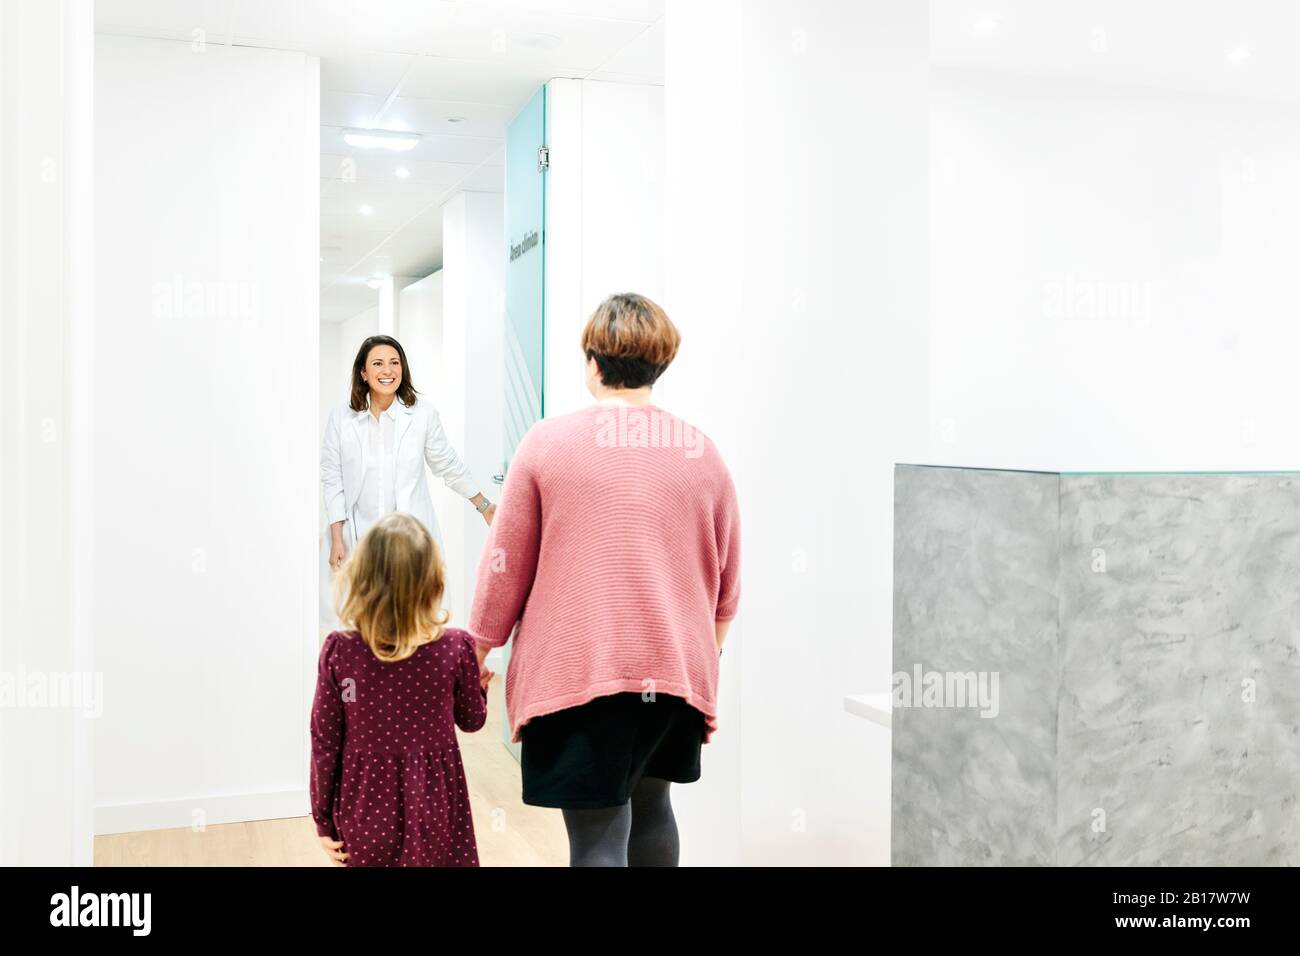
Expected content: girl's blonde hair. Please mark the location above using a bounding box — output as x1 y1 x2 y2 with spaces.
335 513 449 662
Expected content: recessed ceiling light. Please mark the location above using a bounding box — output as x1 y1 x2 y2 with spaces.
342 128 421 151
395 167 410 179
447 116 467 124
358 203 374 216
1226 46 1251 65
511 32 563 51
974 17 999 36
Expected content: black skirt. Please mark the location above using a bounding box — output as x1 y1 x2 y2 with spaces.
520 692 706 809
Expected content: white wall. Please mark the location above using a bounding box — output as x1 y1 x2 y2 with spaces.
663 0 929 865
660 2 745 865
0 0 96 865
928 67 1300 472
93 35 319 833
544 78 665 417
336 306 379 392
318 320 342 625
441 193 505 628
319 323 341 445
398 272 445 413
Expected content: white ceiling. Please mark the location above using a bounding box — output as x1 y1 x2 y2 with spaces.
95 1 1297 321
95 0 665 322
932 0 1300 101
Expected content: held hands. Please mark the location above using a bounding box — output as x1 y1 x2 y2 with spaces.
475 642 495 691
319 835 348 866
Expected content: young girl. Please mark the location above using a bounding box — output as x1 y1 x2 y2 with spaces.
310 512 491 866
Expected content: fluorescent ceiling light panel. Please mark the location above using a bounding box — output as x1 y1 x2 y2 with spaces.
343 128 421 151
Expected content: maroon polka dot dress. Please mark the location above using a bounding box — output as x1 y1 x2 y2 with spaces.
310 628 487 867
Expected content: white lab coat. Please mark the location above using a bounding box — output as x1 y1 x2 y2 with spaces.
320 398 479 554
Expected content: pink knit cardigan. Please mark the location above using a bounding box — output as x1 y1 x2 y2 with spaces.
467 402 741 743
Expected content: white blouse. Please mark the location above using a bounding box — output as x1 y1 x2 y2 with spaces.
321 397 479 556
351 400 401 538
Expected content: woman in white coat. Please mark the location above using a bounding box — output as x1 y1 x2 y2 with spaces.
322 334 494 570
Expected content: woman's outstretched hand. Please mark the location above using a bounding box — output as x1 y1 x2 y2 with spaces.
481 503 497 526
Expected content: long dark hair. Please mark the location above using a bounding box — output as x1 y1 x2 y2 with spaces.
349 335 418 412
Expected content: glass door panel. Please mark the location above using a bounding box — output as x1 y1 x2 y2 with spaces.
497 84 547 760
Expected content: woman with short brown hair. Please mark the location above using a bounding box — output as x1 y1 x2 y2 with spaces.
469 292 742 867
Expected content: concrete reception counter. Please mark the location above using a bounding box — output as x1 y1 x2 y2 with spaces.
891 465 1300 866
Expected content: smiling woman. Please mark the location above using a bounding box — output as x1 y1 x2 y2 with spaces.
320 335 495 572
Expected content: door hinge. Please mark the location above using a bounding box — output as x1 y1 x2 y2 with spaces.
537 145 550 171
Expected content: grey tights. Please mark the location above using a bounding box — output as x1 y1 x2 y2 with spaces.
561 777 680 867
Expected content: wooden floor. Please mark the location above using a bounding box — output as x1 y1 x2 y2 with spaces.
93 679 569 867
